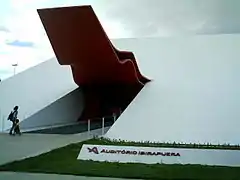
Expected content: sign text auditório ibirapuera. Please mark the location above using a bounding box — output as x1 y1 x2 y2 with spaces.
87 147 181 157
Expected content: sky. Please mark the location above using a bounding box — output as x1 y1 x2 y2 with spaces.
0 0 240 80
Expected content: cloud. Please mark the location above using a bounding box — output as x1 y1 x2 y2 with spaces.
0 25 10 32
0 0 56 80
104 0 240 37
6 40 35 47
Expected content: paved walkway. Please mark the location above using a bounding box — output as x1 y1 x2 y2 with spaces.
0 127 140 180
0 127 109 165
0 172 140 180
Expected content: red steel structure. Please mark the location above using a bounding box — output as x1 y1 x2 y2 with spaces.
37 5 150 120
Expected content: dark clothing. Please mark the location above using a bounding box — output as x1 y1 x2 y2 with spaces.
9 122 15 135
10 120 21 135
12 110 18 120
14 124 21 135
9 110 18 135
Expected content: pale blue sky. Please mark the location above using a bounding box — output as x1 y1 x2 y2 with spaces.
0 0 240 80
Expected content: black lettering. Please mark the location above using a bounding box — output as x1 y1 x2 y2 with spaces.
129 151 134 154
176 153 181 156
126 151 131 154
133 151 137 155
101 149 106 153
159 152 164 156
116 150 121 154
166 152 170 156
121 150 126 154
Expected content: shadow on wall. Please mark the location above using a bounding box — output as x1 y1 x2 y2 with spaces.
19 88 84 131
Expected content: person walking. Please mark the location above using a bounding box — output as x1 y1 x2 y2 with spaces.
8 106 19 135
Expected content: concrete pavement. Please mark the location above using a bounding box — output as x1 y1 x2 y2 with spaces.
0 127 140 180
0 127 109 165
0 172 140 180
0 127 132 180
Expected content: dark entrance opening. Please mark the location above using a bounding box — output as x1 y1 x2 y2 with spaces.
79 83 144 121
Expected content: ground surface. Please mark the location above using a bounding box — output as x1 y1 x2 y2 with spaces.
0 128 109 165
0 172 139 180
1 138 239 180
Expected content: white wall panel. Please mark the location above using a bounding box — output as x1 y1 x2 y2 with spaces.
106 35 240 145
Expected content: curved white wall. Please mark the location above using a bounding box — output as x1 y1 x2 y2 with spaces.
0 58 78 131
106 35 240 145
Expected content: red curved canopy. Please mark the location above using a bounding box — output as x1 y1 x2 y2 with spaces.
37 5 150 86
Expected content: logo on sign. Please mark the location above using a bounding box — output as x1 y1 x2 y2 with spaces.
87 147 99 154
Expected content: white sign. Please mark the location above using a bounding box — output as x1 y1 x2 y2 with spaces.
78 144 240 167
